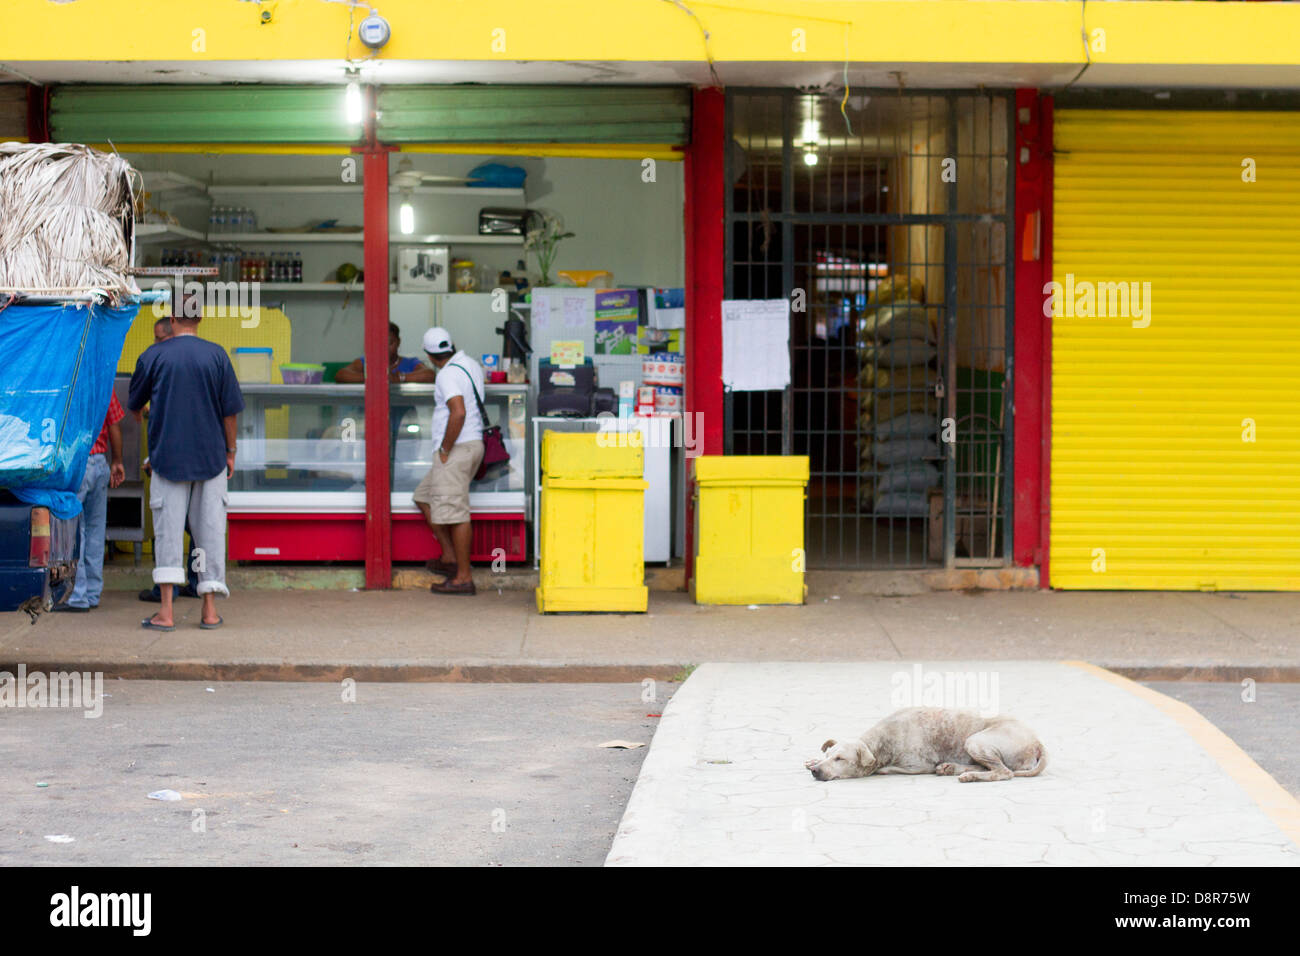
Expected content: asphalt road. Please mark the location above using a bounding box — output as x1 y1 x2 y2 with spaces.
1142 680 1300 797
1 678 1292 867
1 680 677 867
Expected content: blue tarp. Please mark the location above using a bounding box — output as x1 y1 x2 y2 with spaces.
0 300 141 519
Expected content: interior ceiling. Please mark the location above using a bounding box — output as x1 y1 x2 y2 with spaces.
6 59 1300 91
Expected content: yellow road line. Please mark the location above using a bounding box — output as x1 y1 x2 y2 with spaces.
1066 660 1300 848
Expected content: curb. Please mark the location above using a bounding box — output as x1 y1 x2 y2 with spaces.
3 661 690 683
3 660 1295 683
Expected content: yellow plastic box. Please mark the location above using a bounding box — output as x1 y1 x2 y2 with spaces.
693 455 810 605
536 432 648 613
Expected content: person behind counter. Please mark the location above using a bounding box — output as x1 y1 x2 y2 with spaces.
334 322 436 383
413 326 484 596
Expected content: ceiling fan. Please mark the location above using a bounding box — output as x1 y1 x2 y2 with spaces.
391 158 471 190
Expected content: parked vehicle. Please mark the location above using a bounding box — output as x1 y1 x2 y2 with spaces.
0 490 80 618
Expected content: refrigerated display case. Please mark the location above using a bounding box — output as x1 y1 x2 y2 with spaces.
228 383 528 562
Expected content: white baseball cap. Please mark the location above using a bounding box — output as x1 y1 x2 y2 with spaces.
422 326 453 354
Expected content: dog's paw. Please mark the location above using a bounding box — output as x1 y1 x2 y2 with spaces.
803 758 820 770
935 763 959 776
957 772 978 783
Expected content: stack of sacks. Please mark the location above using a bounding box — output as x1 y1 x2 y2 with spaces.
856 280 940 516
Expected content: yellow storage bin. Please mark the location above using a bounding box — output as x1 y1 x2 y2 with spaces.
536 432 648 613
693 455 810 605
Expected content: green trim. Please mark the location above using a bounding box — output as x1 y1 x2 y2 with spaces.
51 85 363 144
376 85 691 144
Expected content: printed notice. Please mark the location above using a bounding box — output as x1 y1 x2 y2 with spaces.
722 298 790 391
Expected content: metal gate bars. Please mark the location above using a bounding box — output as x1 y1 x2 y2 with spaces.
724 88 1014 569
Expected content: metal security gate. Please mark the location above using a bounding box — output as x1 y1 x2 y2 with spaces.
724 89 1014 568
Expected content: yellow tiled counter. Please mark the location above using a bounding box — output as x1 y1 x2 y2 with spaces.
536 432 648 613
693 455 810 606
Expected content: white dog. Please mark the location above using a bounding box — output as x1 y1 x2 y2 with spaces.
805 707 1047 783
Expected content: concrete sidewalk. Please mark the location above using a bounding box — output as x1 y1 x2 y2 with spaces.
3 587 1299 679
605 662 1300 866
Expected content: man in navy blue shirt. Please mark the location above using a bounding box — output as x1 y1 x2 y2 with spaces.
128 313 244 632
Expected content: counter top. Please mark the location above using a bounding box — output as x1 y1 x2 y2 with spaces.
237 382 527 396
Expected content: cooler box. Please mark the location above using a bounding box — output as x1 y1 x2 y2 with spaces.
693 455 810 605
536 431 647 613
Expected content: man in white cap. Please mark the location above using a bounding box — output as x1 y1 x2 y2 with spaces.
413 327 485 595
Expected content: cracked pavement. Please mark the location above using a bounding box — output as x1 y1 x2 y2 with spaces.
606 662 1300 866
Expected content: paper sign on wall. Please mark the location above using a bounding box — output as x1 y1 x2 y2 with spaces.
550 340 584 367
722 298 790 391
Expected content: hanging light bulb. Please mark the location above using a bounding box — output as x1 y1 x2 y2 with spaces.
344 73 363 125
399 195 415 235
803 147 819 167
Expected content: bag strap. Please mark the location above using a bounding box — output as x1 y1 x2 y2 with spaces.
447 363 489 422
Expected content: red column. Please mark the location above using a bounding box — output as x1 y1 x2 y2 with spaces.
361 95 393 589
1012 90 1054 580
683 86 726 585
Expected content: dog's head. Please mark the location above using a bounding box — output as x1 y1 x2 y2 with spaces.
804 738 876 781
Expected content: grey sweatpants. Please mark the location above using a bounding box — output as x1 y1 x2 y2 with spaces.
150 471 229 596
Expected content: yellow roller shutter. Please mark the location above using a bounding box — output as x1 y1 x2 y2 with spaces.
1051 110 1300 590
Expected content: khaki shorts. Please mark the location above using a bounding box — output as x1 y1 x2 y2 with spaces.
413 440 484 524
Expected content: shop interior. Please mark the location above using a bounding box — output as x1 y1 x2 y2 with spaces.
107 148 687 568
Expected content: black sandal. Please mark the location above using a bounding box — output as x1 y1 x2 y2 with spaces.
430 579 476 595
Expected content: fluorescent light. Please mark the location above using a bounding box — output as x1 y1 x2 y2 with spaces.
399 200 415 235
800 118 821 146
345 80 363 125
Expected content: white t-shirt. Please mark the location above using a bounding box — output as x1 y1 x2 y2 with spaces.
431 351 486 449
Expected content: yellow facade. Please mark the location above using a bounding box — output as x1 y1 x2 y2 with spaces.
536 432 648 613
693 455 809 605
1051 110 1300 590
6 2 1300 70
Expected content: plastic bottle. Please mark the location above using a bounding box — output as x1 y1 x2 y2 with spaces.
293 251 303 284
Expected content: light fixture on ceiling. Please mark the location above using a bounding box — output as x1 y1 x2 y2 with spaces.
399 194 415 235
344 69 363 125
800 118 821 147
802 147 819 167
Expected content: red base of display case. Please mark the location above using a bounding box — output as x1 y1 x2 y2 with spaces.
229 512 527 563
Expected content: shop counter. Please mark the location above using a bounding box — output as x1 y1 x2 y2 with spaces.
228 383 528 562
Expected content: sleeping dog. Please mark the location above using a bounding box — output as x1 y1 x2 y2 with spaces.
805 707 1047 783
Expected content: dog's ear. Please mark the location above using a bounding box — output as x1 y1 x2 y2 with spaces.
855 741 876 769
820 739 837 753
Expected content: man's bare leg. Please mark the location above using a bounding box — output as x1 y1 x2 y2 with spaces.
201 592 219 626
150 583 174 627
449 521 473 586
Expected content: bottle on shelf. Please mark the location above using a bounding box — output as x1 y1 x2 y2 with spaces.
292 251 303 284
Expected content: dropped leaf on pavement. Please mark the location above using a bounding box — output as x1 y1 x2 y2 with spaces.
598 740 646 750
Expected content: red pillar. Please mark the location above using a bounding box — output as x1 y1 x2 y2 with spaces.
1012 90 1053 580
683 86 726 584
360 92 393 589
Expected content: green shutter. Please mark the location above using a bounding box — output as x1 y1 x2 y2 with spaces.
0 84 26 140
376 86 690 144
50 86 360 144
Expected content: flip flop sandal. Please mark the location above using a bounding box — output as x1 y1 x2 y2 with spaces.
430 579 476 595
140 618 176 632
425 559 458 577
199 616 224 630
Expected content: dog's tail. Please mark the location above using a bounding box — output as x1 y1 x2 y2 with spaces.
1013 743 1048 777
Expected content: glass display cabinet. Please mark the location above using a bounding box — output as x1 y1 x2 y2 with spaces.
228 383 528 562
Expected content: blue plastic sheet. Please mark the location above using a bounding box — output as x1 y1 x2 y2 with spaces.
0 300 141 519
